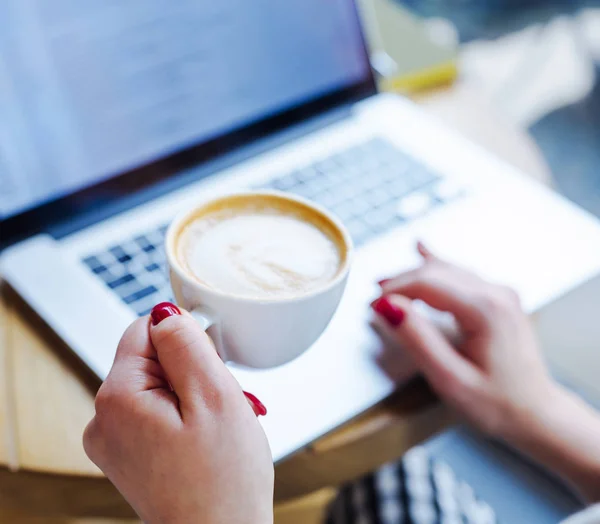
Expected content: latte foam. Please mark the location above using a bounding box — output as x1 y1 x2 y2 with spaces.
176 195 346 299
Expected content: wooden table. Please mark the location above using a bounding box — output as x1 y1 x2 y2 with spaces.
0 84 551 523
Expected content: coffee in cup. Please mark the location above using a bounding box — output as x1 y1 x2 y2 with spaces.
175 193 347 300
166 191 352 368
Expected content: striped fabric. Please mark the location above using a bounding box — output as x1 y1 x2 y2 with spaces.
327 446 498 524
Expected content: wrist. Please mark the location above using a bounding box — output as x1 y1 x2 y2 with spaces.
490 376 563 449
504 383 600 502
502 381 568 447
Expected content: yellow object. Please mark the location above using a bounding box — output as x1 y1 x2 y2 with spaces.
358 0 459 94
380 60 458 94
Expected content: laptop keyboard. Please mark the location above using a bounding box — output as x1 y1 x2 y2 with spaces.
83 225 172 317
83 138 455 317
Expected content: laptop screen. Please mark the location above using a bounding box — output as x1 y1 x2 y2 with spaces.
0 0 371 221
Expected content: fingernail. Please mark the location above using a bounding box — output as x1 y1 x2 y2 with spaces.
243 391 268 417
417 241 434 259
151 302 181 326
378 278 392 287
372 297 405 327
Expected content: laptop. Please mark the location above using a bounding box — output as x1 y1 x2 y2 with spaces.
2 1 600 463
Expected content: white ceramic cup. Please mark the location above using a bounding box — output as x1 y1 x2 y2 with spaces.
165 190 353 369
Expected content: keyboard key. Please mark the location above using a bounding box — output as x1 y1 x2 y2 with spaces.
316 187 352 209
397 192 433 220
365 188 390 208
354 174 378 193
107 273 136 289
109 246 133 264
336 161 364 181
331 199 360 222
295 166 320 183
123 285 159 305
340 181 367 202
345 218 372 245
333 167 356 183
134 235 153 249
83 256 109 275
387 176 413 198
364 206 397 230
318 171 342 191
375 165 398 184
94 267 117 283
98 262 126 281
343 196 370 216
361 151 387 172
146 231 165 246
108 246 125 258
308 191 330 208
409 166 439 188
149 252 166 265
288 183 316 199
270 175 297 191
306 175 330 195
83 255 103 270
91 265 108 275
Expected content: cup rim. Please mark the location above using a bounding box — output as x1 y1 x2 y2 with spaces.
166 189 354 304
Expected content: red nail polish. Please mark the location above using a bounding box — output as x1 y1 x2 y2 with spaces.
243 391 267 417
372 297 405 327
151 302 181 326
378 278 392 287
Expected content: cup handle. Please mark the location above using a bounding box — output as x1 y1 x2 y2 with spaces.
190 307 227 362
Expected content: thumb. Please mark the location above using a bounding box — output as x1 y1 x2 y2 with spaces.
372 295 480 399
149 302 230 411
149 303 267 418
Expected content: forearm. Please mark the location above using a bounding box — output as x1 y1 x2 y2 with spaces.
508 384 600 503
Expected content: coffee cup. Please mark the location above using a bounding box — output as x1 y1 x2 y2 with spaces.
165 190 352 368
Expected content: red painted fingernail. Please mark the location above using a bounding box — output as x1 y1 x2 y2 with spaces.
244 391 267 417
151 302 181 326
378 278 392 287
372 297 405 327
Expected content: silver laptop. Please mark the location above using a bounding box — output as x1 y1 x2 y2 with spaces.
2 1 600 463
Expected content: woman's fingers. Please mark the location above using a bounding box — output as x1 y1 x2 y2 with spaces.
379 244 492 334
416 240 436 261
149 303 267 418
149 304 233 414
380 269 486 334
243 392 268 417
105 316 169 394
372 295 481 399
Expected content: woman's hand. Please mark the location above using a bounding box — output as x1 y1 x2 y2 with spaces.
83 304 274 524
374 243 600 502
374 242 554 439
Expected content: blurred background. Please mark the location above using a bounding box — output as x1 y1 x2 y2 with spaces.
368 0 600 215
